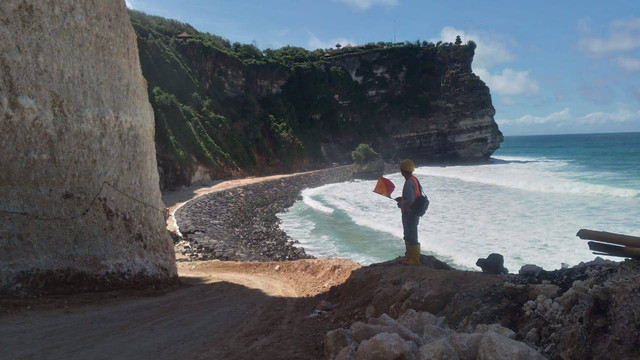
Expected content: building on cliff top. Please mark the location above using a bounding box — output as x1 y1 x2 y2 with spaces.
176 32 192 39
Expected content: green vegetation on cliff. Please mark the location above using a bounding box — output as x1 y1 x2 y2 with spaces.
128 10 484 189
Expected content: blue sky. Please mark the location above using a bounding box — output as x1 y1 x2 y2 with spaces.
126 0 640 136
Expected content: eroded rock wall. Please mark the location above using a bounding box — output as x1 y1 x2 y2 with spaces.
0 0 177 294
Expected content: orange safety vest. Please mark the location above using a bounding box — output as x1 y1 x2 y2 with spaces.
401 176 420 212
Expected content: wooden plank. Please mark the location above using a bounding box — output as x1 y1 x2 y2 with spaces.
624 246 640 256
577 229 640 248
588 241 623 253
592 252 631 259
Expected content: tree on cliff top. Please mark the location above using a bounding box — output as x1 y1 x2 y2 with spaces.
352 144 380 165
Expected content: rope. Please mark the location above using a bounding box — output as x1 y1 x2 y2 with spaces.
0 181 167 221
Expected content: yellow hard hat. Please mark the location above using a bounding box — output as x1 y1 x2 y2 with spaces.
399 159 415 173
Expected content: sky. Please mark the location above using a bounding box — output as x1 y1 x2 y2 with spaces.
126 0 640 136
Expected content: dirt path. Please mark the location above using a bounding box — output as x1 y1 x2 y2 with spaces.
0 259 359 360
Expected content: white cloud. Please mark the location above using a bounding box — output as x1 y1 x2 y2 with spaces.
577 18 640 56
435 26 514 69
307 31 354 50
498 108 640 126
125 0 135 9
616 56 640 72
498 108 570 125
475 68 539 96
334 0 398 10
433 26 539 98
577 18 640 73
577 108 640 125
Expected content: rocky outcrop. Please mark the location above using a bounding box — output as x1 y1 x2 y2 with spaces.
0 0 177 295
130 11 502 189
324 310 544 360
352 156 385 179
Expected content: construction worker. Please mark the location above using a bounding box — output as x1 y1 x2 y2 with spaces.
394 159 421 265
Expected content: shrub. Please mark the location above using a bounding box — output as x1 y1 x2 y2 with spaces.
351 144 379 164
466 40 477 50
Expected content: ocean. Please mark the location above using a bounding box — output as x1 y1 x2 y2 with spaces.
277 132 640 271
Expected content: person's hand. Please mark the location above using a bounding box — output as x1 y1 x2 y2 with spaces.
394 197 402 202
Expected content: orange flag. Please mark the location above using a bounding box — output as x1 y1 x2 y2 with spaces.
373 176 396 198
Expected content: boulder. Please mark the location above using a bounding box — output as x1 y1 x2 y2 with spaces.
476 253 509 274
422 324 454 343
418 338 460 360
369 314 424 346
325 328 354 359
447 333 483 360
352 156 385 180
398 309 446 334
355 332 417 360
350 322 385 342
476 332 546 360
519 264 544 276
336 343 357 360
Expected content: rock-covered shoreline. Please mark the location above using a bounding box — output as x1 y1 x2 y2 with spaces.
174 166 357 262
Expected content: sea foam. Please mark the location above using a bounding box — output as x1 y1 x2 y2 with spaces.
278 155 640 271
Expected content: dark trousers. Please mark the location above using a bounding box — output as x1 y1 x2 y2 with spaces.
402 211 420 245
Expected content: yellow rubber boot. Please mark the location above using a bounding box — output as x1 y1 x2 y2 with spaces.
401 243 421 266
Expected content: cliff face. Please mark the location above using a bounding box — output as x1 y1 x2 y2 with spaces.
131 12 502 189
0 0 177 294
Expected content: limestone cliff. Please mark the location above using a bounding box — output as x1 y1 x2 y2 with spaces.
0 0 177 294
130 12 503 189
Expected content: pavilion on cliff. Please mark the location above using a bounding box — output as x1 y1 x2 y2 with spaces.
176 32 192 40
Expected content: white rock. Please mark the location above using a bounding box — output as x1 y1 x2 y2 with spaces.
355 332 417 360
477 332 545 360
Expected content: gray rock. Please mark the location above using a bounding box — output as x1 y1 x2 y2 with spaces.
398 309 446 334
418 338 460 360
477 332 545 360
476 253 509 274
447 333 483 360
519 264 544 276
422 324 454 343
336 343 357 360
352 156 385 180
369 314 423 346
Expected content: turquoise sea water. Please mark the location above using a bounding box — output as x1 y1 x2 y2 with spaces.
277 132 640 271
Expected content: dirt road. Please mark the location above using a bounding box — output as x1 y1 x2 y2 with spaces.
0 259 359 360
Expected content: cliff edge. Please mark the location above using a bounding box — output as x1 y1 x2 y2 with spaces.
130 12 503 189
0 0 177 295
